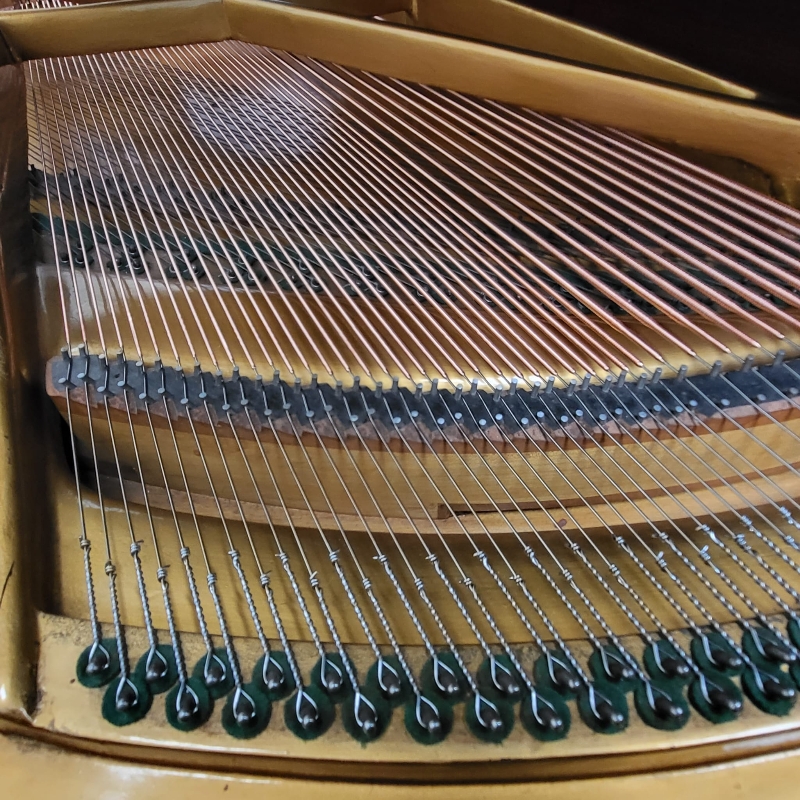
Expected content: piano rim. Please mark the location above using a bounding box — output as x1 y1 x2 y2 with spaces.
1 718 800 800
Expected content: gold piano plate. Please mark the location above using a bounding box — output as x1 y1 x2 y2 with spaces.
4 1 800 798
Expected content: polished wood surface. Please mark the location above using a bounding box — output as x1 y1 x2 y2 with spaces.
518 0 800 106
410 0 756 98
47 376 800 533
4 721 800 800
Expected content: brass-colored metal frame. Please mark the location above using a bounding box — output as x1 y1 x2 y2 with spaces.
2 0 800 201
4 1 800 795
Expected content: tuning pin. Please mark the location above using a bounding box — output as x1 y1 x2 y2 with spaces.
294 689 321 730
432 654 461 699
703 636 743 673
651 692 685 722
750 629 797 665
376 657 403 700
713 649 742 671
415 694 443 737
537 705 565 734
174 682 201 725
262 656 286 694
115 677 140 713
472 693 506 739
600 648 636 683
547 652 581 694
490 656 521 699
202 650 227 689
659 654 691 681
232 687 258 728
759 670 797 702
352 691 381 739
706 684 743 715
590 687 626 730
762 640 797 664
144 646 169 684
319 654 344 694
85 642 111 676
525 692 566 736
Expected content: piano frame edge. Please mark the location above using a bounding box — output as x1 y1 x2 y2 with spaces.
3 690 800 797
0 60 39 724
0 0 799 204
0 0 761 102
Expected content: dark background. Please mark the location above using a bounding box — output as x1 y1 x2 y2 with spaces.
518 0 800 105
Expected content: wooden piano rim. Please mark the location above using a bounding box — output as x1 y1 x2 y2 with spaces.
2 612 798 785
3 733 800 800
3 681 800 784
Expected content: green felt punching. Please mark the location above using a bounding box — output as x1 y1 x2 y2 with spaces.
134 644 178 695
252 651 295 701
165 677 213 732
101 673 153 727
404 693 453 745
342 686 392 743
742 664 797 717
577 683 629 734
284 686 335 741
365 656 412 707
788 618 800 650
221 684 271 739
192 648 235 700
688 673 743 724
634 680 690 731
465 692 514 743
520 687 570 742
420 651 468 704
76 638 119 688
